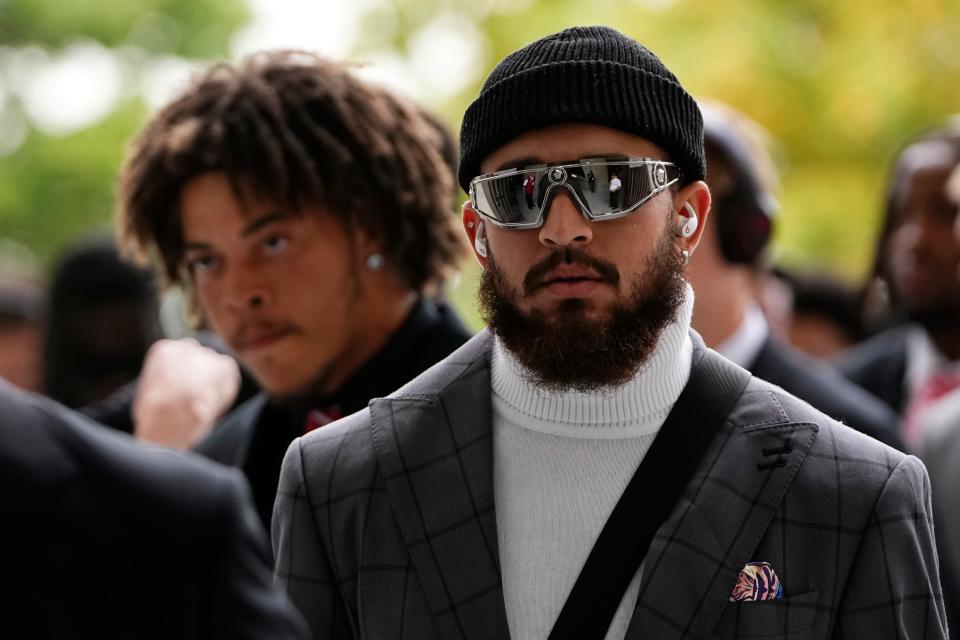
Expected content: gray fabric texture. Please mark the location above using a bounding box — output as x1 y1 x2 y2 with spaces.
273 330 947 640
920 395 960 638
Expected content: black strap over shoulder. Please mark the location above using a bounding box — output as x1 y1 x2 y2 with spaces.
549 349 751 640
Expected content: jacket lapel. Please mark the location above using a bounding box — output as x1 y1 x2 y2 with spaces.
626 374 819 639
369 331 509 640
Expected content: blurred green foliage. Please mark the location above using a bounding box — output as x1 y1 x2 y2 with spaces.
0 0 247 57
0 0 247 267
0 101 144 261
1 0 959 300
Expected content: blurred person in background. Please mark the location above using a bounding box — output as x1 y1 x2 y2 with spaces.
752 265 794 342
918 150 960 638
777 269 869 360
117 51 471 528
688 101 902 450
0 242 44 392
836 122 960 450
0 378 308 639
41 234 162 409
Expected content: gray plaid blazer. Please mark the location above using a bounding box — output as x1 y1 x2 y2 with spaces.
273 330 947 639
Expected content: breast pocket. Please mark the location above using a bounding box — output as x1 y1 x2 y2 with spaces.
710 590 819 638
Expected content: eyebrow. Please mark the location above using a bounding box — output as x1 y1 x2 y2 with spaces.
183 211 296 251
240 211 295 237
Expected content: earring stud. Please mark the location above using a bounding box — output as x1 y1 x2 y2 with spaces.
366 253 385 271
681 249 690 265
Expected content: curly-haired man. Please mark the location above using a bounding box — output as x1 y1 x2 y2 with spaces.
118 51 471 527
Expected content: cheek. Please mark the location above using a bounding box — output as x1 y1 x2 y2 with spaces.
287 258 359 325
487 232 536 278
886 227 911 259
605 220 665 268
935 221 960 261
190 279 226 326
886 222 945 269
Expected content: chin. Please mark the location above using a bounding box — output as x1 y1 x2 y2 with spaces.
258 365 332 404
253 370 310 401
540 297 611 320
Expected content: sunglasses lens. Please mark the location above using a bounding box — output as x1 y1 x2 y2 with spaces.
472 170 546 227
572 161 662 218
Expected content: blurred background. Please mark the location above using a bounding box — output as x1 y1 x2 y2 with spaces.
1 0 959 327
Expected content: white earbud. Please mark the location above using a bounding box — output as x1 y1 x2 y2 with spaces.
474 222 488 258
677 203 699 238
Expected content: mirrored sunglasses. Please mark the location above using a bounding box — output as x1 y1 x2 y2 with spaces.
469 157 681 229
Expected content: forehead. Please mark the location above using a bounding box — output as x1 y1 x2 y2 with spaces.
897 141 959 189
890 140 960 209
479 123 667 174
181 173 301 223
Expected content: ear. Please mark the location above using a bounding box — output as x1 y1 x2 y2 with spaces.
346 222 388 277
672 180 712 255
462 201 488 267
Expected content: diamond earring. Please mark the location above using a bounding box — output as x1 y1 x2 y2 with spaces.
366 253 385 271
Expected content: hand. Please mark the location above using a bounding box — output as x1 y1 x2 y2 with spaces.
133 338 241 449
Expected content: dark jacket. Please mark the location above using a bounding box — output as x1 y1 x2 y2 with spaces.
0 381 307 640
273 330 945 639
750 336 904 450
194 298 473 528
834 326 911 416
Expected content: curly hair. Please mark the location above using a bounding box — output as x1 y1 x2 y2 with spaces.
117 50 464 290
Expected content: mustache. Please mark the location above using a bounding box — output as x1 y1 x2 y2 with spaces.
522 247 621 295
229 320 296 345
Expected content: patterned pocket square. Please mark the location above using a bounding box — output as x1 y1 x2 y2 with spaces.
729 562 784 602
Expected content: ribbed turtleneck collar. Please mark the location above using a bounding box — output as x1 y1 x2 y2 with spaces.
490 284 695 438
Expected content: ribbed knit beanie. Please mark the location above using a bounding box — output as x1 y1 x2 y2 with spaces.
458 26 705 192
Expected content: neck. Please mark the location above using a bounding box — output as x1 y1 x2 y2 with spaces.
690 268 752 348
318 283 418 397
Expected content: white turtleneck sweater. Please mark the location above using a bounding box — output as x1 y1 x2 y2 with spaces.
492 285 695 640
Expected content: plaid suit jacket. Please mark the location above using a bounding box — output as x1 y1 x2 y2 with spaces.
273 330 947 639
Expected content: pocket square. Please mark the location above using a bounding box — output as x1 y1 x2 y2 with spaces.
729 562 783 602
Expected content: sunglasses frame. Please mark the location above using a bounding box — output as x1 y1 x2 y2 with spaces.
469 157 682 230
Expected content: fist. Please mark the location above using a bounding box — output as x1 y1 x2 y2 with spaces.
133 338 241 449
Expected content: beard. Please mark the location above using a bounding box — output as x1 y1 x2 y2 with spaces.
478 226 686 392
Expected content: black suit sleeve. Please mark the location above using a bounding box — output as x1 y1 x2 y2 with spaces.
208 470 310 640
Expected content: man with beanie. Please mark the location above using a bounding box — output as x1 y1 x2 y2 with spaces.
273 28 946 639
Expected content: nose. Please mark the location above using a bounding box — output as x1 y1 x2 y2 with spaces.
224 261 272 312
538 188 593 249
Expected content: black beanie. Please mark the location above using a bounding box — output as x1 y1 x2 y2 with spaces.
458 26 705 192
